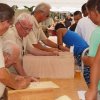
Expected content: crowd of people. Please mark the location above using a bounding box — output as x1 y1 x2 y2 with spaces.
0 0 100 99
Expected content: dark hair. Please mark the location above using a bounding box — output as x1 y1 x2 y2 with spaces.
74 11 82 16
96 0 100 13
55 23 66 31
0 3 15 22
87 0 97 11
81 3 87 12
81 3 88 17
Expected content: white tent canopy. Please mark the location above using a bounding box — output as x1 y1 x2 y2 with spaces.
0 0 87 12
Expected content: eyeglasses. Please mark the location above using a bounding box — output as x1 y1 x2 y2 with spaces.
44 13 49 18
40 10 49 18
18 21 32 33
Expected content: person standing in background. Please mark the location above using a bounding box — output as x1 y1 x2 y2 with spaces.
75 3 96 45
70 11 82 31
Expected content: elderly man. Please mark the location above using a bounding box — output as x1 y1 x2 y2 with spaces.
29 3 59 52
0 3 31 99
2 13 58 76
3 40 36 82
3 13 58 57
3 41 31 88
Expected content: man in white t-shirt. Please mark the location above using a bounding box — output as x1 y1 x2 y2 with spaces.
75 3 96 45
75 17 96 45
75 3 97 85
0 3 31 99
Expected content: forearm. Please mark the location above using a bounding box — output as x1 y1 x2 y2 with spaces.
10 73 17 79
13 61 27 76
43 39 58 48
85 47 100 100
89 63 99 91
28 46 56 56
0 68 31 89
0 68 19 89
33 42 58 52
90 46 100 90
38 47 58 52
58 45 70 51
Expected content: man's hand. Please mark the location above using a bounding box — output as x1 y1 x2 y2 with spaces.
24 76 39 82
15 75 25 81
52 51 59 56
16 77 31 89
15 75 39 82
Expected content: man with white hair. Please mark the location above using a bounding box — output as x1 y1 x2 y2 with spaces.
3 41 37 81
3 41 31 88
1 41 31 99
2 13 58 76
29 3 59 52
3 40 20 68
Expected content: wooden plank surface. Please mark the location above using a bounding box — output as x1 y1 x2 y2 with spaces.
23 52 75 78
8 73 88 100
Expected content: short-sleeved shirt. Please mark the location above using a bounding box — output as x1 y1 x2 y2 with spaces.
2 26 33 58
28 15 47 44
75 17 96 45
0 37 5 98
88 26 100 57
63 30 89 56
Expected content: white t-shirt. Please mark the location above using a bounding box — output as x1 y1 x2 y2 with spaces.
75 17 97 45
0 37 5 98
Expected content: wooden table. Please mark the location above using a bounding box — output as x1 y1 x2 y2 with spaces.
23 52 74 79
8 72 88 100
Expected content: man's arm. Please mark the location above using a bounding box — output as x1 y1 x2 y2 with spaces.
85 45 100 100
27 46 59 56
13 60 39 82
0 68 31 89
33 42 59 52
28 29 58 52
13 59 27 76
39 28 58 48
90 45 100 89
27 32 59 55
42 39 58 48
